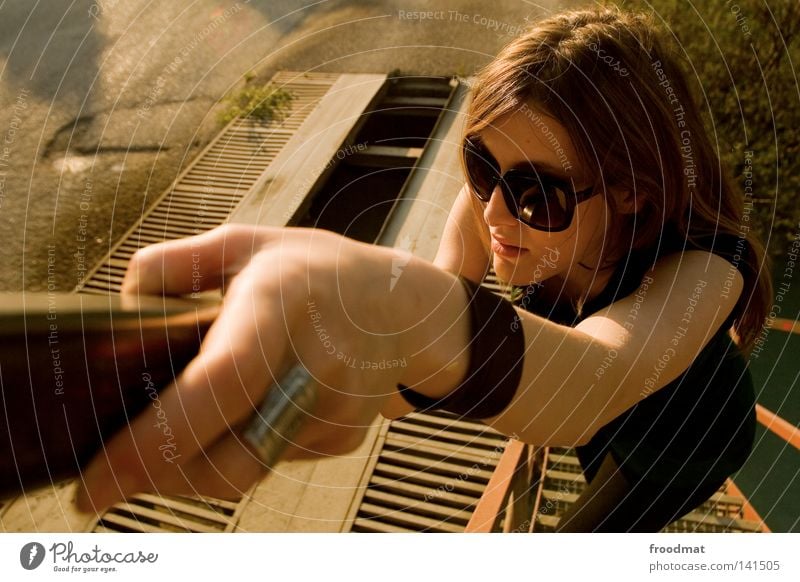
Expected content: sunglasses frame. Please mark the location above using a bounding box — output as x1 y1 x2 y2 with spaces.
464 140 599 232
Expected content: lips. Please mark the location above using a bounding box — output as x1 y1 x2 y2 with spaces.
491 236 528 258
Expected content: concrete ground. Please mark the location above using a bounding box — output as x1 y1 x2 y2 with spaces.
0 0 578 291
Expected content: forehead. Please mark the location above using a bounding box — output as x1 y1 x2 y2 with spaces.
477 104 582 177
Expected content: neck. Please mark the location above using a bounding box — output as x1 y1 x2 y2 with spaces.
556 250 620 307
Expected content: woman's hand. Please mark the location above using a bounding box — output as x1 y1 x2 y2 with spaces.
75 224 469 513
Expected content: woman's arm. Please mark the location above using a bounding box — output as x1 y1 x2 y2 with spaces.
427 187 743 444
483 251 744 446
432 184 491 281
74 225 742 511
381 184 491 419
75 225 472 511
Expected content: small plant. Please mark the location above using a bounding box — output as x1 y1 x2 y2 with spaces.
218 82 294 124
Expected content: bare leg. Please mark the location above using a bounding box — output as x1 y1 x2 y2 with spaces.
555 452 726 532
555 452 631 532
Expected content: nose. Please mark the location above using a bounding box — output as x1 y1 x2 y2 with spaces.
483 185 516 227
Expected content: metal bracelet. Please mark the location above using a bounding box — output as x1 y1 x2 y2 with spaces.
243 363 317 468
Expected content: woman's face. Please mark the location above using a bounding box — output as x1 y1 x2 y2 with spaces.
476 104 611 291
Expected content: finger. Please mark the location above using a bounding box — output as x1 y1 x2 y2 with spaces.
144 402 320 503
76 257 292 513
78 429 264 506
120 224 282 296
124 380 373 504
181 436 266 500
149 430 268 501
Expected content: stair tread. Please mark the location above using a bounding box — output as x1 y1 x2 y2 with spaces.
675 510 762 531
545 469 587 482
541 489 579 503
548 453 581 464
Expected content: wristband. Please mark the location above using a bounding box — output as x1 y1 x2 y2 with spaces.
397 276 525 419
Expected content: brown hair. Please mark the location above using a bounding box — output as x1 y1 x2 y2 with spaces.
461 5 771 355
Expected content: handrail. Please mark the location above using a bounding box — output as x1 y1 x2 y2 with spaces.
756 404 800 451
770 317 800 335
465 367 798 533
465 439 526 532
528 447 549 533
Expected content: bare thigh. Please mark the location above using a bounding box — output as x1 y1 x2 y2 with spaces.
555 452 726 532
555 451 632 532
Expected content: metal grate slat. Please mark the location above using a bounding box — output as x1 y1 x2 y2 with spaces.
94 494 238 533
77 73 337 295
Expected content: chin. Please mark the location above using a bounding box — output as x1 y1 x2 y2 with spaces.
493 252 560 288
492 256 534 286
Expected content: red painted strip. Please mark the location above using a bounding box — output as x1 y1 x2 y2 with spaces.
770 317 800 335
725 478 770 533
465 439 525 533
529 447 549 533
756 404 800 451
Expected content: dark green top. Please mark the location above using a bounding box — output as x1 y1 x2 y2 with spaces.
516 227 756 488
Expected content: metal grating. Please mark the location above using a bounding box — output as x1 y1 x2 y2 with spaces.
93 494 240 533
76 72 337 295
351 411 509 533
533 447 764 533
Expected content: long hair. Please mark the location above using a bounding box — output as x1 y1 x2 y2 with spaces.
461 6 771 355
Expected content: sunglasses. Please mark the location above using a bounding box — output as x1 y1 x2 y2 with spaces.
463 139 600 232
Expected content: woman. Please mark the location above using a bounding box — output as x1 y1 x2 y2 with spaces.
75 7 771 532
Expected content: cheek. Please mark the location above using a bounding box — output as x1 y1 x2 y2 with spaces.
574 196 610 240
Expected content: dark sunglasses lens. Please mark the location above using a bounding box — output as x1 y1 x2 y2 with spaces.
516 181 569 230
464 144 496 200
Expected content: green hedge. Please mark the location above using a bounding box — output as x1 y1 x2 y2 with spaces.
621 0 800 264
